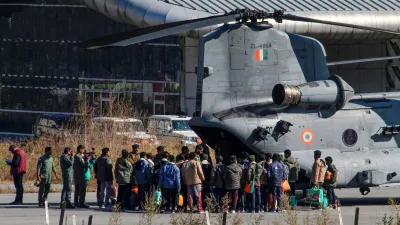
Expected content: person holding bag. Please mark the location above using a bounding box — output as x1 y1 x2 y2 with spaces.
246 155 262 213
267 153 286 213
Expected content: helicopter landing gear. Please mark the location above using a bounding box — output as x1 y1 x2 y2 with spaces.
360 187 370 195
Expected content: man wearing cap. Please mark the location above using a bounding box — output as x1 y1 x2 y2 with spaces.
60 147 75 208
37 147 57 207
6 145 26 205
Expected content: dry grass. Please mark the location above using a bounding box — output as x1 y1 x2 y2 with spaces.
376 198 400 225
0 95 194 190
108 203 123 225
137 191 160 225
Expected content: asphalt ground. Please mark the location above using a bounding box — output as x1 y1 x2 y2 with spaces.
0 187 397 225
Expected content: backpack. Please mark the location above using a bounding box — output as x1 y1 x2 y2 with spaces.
286 158 299 177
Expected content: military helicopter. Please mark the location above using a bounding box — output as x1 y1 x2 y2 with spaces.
80 9 400 195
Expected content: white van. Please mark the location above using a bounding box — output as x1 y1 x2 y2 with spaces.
146 115 201 145
93 117 156 143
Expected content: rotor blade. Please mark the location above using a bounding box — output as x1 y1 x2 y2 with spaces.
327 56 400 66
79 13 239 49
281 14 400 35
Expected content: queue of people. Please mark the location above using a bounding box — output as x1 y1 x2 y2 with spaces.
5 144 338 213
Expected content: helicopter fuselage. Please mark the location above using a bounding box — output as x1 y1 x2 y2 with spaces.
189 23 400 190
191 96 400 188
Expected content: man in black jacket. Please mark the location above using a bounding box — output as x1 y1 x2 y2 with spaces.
95 148 113 209
210 155 226 211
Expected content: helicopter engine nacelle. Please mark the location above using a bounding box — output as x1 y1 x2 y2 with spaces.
272 75 354 110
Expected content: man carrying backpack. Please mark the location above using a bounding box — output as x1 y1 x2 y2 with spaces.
283 150 300 196
323 156 338 209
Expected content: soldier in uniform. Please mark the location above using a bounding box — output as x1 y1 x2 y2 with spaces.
60 147 75 208
73 145 91 208
37 147 57 207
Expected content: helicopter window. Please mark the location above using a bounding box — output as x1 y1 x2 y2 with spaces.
342 129 358 147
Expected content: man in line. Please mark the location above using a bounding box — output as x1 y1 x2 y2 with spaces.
323 156 338 209
200 154 212 209
134 152 153 211
73 145 90 208
210 155 225 212
248 155 262 213
60 147 75 208
37 147 57 207
311 150 325 189
283 149 300 196
158 154 181 213
182 152 205 213
7 145 26 205
259 154 269 212
96 147 114 209
267 153 286 213
176 146 189 161
115 149 133 212
237 152 250 212
128 144 140 164
224 155 242 214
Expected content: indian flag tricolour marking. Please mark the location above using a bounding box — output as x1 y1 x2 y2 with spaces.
254 49 268 61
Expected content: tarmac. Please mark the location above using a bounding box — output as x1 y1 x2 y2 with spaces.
0 187 397 225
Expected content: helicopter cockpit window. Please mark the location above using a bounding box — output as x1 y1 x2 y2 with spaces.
172 120 191 131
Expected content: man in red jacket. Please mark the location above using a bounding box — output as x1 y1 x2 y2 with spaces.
6 145 26 205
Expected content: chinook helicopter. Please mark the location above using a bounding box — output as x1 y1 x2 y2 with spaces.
80 9 400 195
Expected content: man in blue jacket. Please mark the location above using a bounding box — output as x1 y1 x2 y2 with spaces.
267 153 286 213
134 152 152 211
158 153 181 213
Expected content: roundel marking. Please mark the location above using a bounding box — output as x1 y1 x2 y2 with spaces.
301 129 314 145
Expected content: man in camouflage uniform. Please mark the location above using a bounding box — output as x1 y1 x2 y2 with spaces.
60 147 75 208
37 147 57 207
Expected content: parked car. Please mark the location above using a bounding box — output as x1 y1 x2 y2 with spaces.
146 115 201 146
34 114 75 137
92 117 156 144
